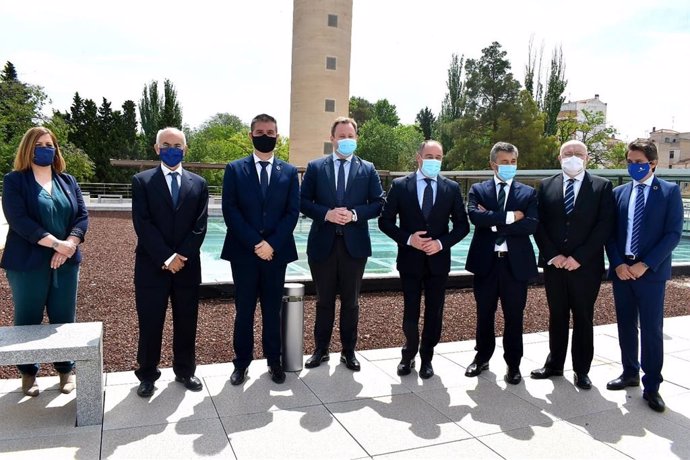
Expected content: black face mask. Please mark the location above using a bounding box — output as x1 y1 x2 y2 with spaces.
252 134 277 154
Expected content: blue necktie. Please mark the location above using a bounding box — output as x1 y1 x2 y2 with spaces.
259 161 269 198
564 178 575 215
336 159 346 206
422 178 433 220
170 172 179 207
630 184 646 256
496 182 507 245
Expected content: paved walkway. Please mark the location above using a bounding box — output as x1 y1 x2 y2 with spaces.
1 316 690 459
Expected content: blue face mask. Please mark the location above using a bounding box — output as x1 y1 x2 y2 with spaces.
337 139 357 156
159 147 184 167
628 162 651 182
496 164 517 181
421 159 442 178
33 146 55 167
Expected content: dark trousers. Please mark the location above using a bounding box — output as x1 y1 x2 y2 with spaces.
543 265 602 374
231 258 287 368
612 276 665 392
400 262 448 363
135 282 199 382
309 237 367 352
6 265 79 376
472 256 527 368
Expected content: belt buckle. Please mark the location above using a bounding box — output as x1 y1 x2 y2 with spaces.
626 254 637 261
496 251 507 258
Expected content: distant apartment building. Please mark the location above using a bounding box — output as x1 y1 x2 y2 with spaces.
647 128 690 169
558 94 608 139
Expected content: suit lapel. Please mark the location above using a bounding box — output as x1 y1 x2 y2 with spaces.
242 155 263 199
572 172 592 215
505 180 519 210
484 179 499 210
153 167 174 209
642 178 661 228
176 169 193 210
405 173 424 217
345 156 361 195
266 158 284 197
323 156 336 203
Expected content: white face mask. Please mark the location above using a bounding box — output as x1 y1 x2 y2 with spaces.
561 156 585 176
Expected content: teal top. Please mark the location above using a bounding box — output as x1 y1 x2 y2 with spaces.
36 178 72 263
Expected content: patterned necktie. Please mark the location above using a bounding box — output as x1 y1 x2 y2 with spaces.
169 171 179 207
496 182 507 245
630 183 646 256
564 178 575 215
336 159 346 206
421 178 433 220
259 161 269 198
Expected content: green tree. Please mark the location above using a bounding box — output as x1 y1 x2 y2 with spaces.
415 107 436 140
440 53 465 122
357 120 422 171
542 46 567 136
524 36 544 105
349 96 374 127
372 99 399 127
464 42 521 132
43 114 95 182
602 141 628 168
558 109 617 168
139 79 183 153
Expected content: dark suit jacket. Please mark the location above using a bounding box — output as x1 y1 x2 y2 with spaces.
465 179 538 281
1 169 88 271
378 172 469 276
132 166 208 287
220 155 299 265
300 155 385 262
605 177 683 281
535 172 614 272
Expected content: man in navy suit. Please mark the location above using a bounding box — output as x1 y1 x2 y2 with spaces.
132 127 209 397
464 142 538 384
531 140 614 390
605 140 683 412
300 116 385 371
221 114 299 385
379 140 469 379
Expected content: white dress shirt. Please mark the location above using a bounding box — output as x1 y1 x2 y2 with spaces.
253 153 274 185
492 176 515 252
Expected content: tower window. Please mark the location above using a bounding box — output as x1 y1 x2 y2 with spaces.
323 142 333 155
328 14 338 27
325 99 335 112
670 151 675 159
326 56 337 70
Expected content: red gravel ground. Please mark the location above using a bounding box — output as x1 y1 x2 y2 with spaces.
1 211 688 378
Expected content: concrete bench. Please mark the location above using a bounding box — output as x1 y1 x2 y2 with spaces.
0 322 104 426
97 194 123 203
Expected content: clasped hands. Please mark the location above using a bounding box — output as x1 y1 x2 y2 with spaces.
615 262 648 280
550 255 581 271
325 207 354 226
50 238 78 270
255 240 274 261
410 231 441 256
165 254 188 273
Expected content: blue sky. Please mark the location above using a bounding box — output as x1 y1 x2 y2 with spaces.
1 0 688 142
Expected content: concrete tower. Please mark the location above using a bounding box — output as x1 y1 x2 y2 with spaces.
289 0 353 167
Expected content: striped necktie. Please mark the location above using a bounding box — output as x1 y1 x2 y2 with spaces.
564 178 575 215
630 184 646 256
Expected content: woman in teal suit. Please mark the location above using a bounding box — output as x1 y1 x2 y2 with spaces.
1 127 88 397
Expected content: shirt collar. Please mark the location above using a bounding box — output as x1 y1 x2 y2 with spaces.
562 170 586 182
332 152 353 163
415 170 436 182
634 174 655 187
493 175 513 187
161 162 183 176
253 153 274 165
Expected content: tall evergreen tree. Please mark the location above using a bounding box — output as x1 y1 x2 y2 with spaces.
415 107 436 140
542 46 567 136
440 53 465 122
139 79 183 152
349 96 374 127
372 99 399 127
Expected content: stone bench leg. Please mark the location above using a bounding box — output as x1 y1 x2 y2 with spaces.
75 358 104 426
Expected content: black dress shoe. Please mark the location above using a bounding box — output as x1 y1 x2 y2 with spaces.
643 391 666 412
175 375 203 392
268 364 286 384
397 359 415 376
606 374 640 391
530 367 564 379
465 361 489 377
340 352 361 371
574 373 592 390
419 361 434 380
137 381 155 398
505 367 522 385
230 367 248 386
305 349 330 369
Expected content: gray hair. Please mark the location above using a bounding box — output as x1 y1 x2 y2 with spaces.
416 139 443 156
156 127 187 146
559 139 587 155
489 142 519 162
